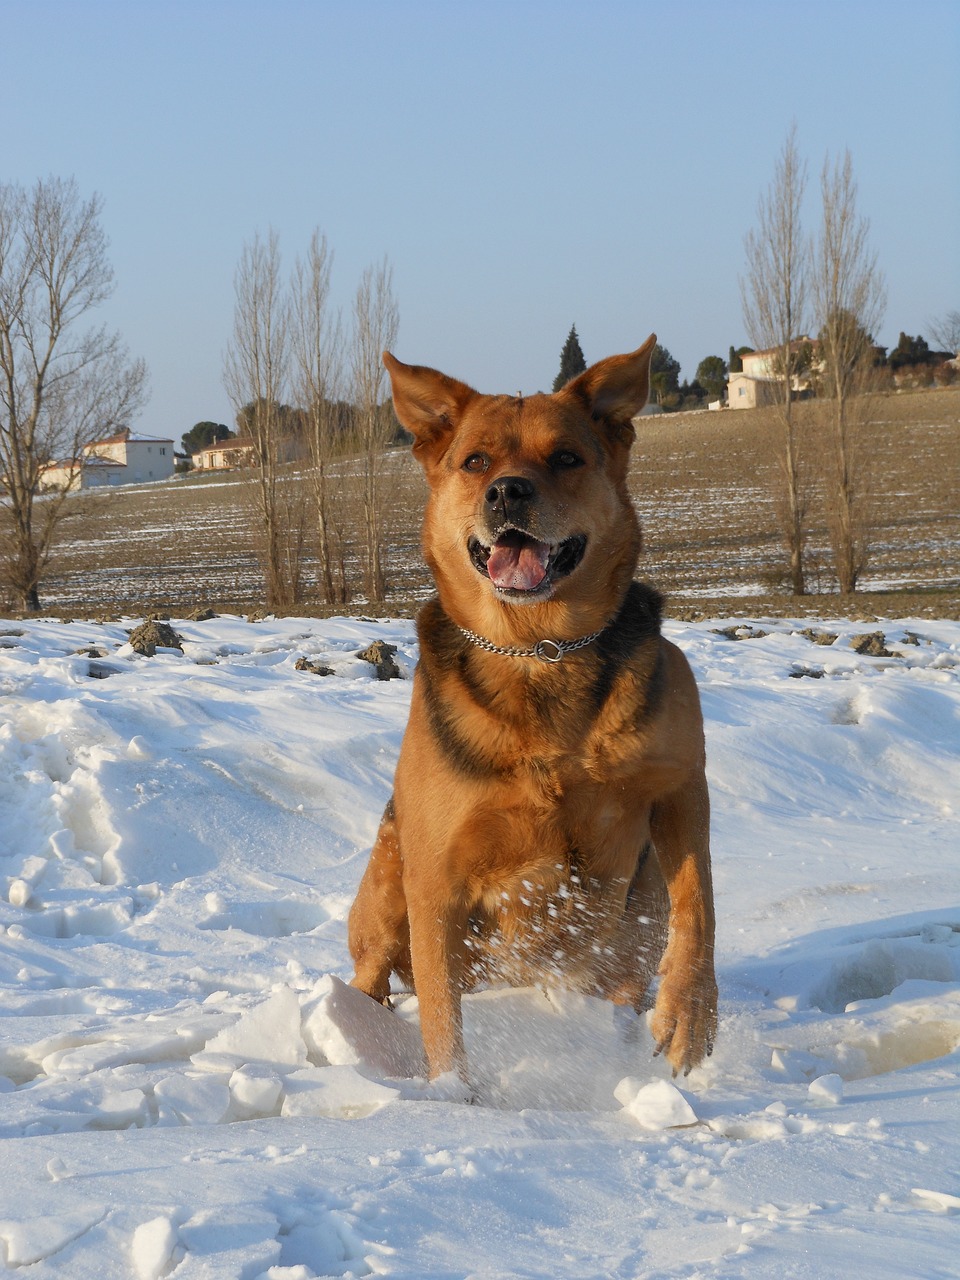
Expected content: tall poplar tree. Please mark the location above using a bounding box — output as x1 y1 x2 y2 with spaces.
552 325 587 391
813 149 885 594
741 123 810 594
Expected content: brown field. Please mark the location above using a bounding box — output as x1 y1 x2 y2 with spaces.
18 385 960 621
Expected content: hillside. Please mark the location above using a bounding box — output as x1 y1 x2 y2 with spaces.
24 385 960 620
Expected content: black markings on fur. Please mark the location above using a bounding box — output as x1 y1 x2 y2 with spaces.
528 675 563 724
590 581 664 716
417 605 507 779
417 596 457 666
630 840 653 885
456 649 500 712
419 664 506 779
637 643 667 726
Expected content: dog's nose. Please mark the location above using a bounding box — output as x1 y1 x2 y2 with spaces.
484 475 535 514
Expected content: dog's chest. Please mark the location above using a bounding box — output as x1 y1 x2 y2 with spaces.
465 841 638 989
465 753 652 912
502 685 651 801
488 658 650 769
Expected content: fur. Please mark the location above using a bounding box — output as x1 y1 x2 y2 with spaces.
349 337 717 1083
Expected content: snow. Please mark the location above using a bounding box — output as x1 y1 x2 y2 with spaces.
614 1078 699 1130
0 607 958 1277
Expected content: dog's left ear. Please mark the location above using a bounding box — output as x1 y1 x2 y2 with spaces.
383 352 476 462
562 334 657 442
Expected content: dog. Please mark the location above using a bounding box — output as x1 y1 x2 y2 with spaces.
348 336 717 1085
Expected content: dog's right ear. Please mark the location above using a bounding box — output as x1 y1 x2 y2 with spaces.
562 334 657 444
383 352 476 463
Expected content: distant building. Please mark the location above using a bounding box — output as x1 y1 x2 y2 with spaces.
37 458 85 492
39 428 176 491
727 339 817 410
190 435 306 469
84 429 176 484
727 370 780 410
191 437 258 471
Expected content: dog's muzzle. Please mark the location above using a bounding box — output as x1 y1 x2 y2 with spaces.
468 529 588 596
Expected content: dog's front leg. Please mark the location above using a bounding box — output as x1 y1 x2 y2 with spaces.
405 870 471 1082
349 798 411 1002
649 770 718 1075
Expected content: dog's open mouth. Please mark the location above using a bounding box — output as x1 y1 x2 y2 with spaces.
468 530 588 595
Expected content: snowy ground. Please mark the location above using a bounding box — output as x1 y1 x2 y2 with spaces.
0 607 958 1279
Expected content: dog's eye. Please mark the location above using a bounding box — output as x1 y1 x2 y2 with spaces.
462 453 490 473
551 450 583 469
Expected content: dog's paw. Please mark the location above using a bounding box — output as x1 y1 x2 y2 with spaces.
650 968 718 1076
422 1071 478 1105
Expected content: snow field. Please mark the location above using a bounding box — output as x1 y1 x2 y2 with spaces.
0 610 958 1277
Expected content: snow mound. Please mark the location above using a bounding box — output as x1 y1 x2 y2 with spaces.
614 1076 699 1128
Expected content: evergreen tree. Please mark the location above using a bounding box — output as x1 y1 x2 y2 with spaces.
553 325 587 391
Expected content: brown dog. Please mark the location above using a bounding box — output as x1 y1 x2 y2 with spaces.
349 336 717 1085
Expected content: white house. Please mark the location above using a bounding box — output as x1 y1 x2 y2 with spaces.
84 429 176 484
40 428 177 491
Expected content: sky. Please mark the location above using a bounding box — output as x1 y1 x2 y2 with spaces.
2 0 958 445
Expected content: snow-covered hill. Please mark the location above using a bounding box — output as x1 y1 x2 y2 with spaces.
1 610 958 1278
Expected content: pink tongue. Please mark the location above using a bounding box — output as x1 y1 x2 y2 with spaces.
486 538 550 591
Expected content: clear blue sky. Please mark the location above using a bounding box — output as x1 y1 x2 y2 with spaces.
3 0 958 443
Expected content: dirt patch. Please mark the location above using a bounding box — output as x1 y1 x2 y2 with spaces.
799 628 839 646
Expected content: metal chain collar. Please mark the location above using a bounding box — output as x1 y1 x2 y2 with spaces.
456 624 606 664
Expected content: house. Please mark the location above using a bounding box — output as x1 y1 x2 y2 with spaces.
191 438 258 471
727 370 781 410
37 428 176 492
84 429 176 484
728 339 817 410
38 458 83 492
190 434 306 470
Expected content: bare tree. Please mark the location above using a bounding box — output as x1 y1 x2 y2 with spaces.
812 150 886 594
350 258 399 602
291 230 349 603
741 124 811 595
927 308 960 356
224 230 307 610
0 177 146 611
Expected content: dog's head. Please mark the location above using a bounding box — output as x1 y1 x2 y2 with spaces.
385 337 656 637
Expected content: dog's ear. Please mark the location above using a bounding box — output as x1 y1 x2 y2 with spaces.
383 352 476 461
562 334 657 443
